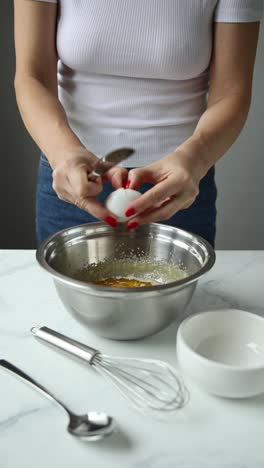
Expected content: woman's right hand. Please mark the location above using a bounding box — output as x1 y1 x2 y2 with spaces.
51 148 128 227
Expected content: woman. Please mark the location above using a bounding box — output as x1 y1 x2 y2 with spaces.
14 0 262 246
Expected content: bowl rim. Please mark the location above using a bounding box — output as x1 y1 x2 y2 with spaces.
177 308 264 372
36 222 216 294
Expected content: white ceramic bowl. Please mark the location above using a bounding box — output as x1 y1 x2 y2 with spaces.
176 309 264 398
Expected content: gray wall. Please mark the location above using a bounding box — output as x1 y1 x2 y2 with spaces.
1 1 39 249
0 2 263 249
215 23 264 249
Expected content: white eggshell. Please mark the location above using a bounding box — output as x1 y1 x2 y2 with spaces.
105 188 141 222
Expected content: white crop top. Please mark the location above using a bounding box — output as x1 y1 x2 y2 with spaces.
34 0 263 166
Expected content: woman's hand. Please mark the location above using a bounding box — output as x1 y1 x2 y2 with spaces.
125 149 207 229
52 148 128 227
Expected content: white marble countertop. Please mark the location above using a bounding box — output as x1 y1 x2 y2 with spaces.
0 250 264 468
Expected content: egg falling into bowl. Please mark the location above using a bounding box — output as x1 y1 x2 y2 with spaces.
105 188 141 222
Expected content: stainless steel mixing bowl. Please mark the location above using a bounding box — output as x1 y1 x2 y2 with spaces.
36 223 215 340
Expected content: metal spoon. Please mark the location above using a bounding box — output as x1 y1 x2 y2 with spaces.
88 147 135 182
0 359 115 441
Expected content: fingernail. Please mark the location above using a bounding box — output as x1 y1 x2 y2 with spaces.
125 180 131 189
127 221 139 231
125 207 136 217
104 216 117 228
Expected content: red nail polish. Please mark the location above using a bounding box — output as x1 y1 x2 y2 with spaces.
125 207 136 217
125 180 131 189
122 180 127 188
127 221 139 231
104 216 117 228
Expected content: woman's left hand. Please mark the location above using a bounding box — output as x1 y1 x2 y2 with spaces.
126 150 207 228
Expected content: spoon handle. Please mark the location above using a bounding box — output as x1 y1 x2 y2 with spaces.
0 359 71 417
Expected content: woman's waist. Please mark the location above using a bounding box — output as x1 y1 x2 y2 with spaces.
58 68 208 129
58 89 206 130
68 124 197 166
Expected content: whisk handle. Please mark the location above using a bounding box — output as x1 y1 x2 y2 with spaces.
31 326 99 364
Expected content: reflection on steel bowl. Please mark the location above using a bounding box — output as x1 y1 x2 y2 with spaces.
36 223 215 340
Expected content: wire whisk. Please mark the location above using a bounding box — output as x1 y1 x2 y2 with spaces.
31 326 188 416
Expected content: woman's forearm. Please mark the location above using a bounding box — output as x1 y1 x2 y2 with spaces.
177 92 251 179
177 22 260 179
15 76 87 168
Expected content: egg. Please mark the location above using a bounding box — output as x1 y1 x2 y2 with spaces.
105 188 141 222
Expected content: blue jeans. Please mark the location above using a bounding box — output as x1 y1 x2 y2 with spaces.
36 154 217 246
